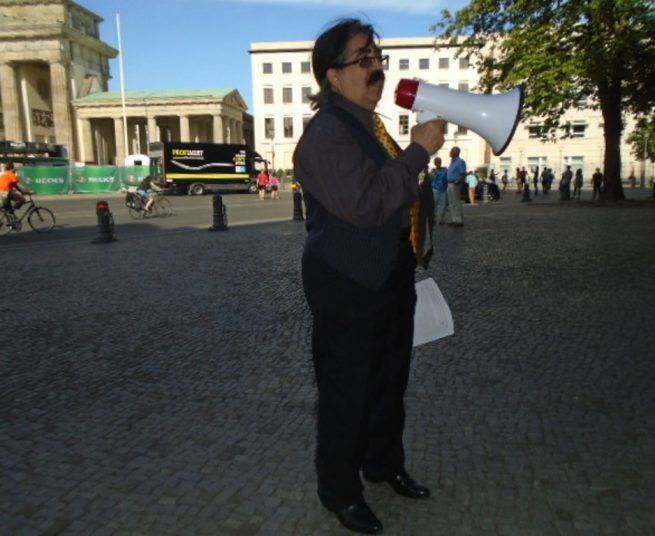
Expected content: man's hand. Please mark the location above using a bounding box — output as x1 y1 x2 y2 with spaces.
410 119 446 155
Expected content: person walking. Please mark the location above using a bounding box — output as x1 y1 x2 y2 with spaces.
446 146 466 227
532 167 539 196
257 169 270 200
560 165 573 201
592 168 603 201
573 169 584 200
466 168 479 205
429 156 448 225
293 18 445 534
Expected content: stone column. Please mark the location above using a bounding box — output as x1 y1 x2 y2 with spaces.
0 63 23 141
235 120 243 143
78 118 94 163
179 114 190 142
228 119 237 143
212 115 224 143
50 62 72 150
147 116 158 145
114 117 125 165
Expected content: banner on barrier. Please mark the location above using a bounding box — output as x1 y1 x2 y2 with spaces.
20 166 69 195
72 166 121 193
14 165 152 194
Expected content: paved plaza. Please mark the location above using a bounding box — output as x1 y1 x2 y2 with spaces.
1 190 654 535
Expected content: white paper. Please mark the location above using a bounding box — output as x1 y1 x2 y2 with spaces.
413 277 454 347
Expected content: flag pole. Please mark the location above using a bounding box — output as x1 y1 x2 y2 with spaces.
116 13 129 163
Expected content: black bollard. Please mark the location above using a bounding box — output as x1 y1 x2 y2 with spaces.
521 182 532 202
91 200 117 244
292 191 304 221
209 192 228 231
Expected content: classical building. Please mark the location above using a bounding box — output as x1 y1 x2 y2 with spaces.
0 0 116 153
73 89 253 165
250 37 644 180
0 0 252 166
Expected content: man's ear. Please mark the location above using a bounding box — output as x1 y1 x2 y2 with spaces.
326 68 341 92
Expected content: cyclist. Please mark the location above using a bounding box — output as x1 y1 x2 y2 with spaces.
137 175 162 213
0 163 34 212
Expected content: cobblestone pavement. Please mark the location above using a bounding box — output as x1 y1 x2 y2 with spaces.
1 190 654 535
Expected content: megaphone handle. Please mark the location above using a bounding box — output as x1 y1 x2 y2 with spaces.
415 109 444 123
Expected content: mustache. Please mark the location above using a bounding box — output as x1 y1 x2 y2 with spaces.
368 70 385 86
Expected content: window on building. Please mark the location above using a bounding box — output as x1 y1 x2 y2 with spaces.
303 115 312 131
399 58 409 70
301 61 311 73
263 87 273 105
282 62 292 74
263 63 272 74
283 116 294 138
439 58 449 69
528 124 546 138
456 125 468 135
398 115 409 136
265 117 275 139
282 87 292 104
301 86 311 104
459 57 470 69
565 156 584 171
570 122 587 138
458 82 469 92
419 58 429 70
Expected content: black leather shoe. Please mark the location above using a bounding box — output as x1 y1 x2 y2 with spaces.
375 471 430 499
331 501 383 534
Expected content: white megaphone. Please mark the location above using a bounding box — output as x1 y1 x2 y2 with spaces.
395 78 525 156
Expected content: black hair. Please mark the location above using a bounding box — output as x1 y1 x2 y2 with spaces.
309 18 379 110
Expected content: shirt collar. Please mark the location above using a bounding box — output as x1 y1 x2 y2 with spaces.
332 94 375 132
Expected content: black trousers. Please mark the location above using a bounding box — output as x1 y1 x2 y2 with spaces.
302 240 417 510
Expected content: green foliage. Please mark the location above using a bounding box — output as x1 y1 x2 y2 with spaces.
627 113 655 162
434 0 655 131
433 0 655 197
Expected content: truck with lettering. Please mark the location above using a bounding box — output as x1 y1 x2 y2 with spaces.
148 141 266 195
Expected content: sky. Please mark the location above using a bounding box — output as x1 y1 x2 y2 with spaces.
79 0 469 111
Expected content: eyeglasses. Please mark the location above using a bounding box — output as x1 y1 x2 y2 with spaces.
335 54 389 69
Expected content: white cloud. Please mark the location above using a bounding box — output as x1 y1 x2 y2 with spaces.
231 0 453 15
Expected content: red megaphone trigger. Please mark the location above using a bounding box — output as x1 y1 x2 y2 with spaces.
395 79 419 110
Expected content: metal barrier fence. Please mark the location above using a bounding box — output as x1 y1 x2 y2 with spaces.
18 166 150 195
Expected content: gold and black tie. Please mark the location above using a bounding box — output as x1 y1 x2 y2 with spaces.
373 114 422 263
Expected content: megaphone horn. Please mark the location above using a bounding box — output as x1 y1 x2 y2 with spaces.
395 78 525 156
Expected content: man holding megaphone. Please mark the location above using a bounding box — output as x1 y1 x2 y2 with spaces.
294 18 445 534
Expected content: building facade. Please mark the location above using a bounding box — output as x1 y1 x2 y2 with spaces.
0 0 253 166
0 0 116 153
73 89 253 165
250 37 646 181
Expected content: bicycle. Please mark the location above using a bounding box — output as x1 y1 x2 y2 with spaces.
125 190 173 219
0 194 56 236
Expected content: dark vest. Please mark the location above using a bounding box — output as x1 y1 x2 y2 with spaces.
296 104 403 290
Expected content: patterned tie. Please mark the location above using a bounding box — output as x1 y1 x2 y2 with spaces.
373 115 422 263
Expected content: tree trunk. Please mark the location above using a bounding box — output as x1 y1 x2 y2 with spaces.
599 85 625 201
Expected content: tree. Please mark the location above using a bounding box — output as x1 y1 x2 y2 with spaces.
434 0 655 201
626 112 655 186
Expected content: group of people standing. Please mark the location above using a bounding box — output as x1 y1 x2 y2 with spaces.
429 146 468 227
256 169 281 201
500 165 604 201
